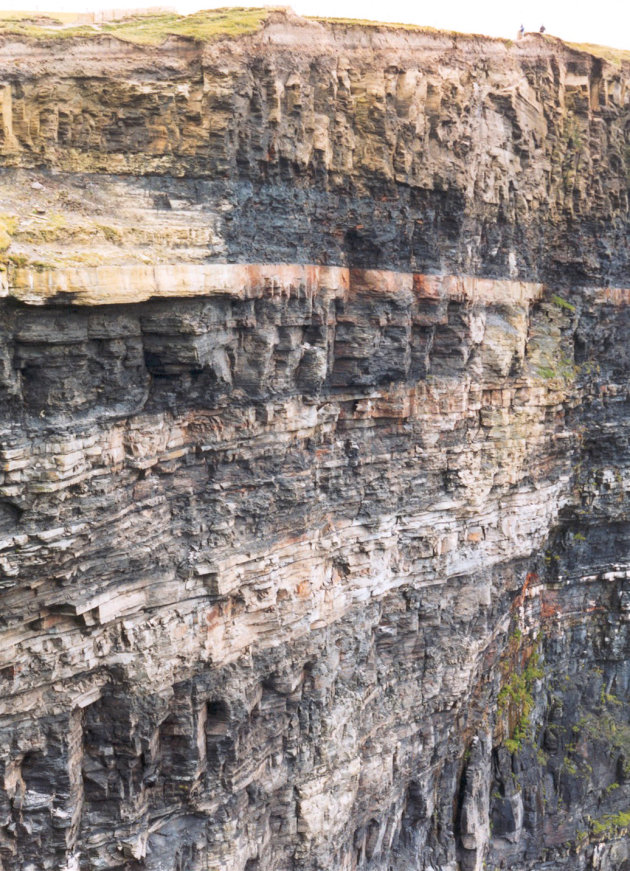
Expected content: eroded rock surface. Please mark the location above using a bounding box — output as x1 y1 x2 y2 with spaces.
0 11 630 871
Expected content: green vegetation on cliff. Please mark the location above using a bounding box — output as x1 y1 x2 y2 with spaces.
591 809 630 837
566 41 630 66
0 6 629 63
0 7 271 45
498 629 544 754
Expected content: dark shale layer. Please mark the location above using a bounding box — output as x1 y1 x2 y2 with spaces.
1 10 630 871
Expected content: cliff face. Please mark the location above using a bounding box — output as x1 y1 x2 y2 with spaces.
1 11 630 871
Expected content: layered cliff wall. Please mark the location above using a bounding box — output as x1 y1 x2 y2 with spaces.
1 11 630 871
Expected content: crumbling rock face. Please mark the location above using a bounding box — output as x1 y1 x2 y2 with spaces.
1 12 630 871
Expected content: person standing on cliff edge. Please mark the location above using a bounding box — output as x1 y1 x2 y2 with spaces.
517 23 525 38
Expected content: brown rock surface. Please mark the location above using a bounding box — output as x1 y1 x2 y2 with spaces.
0 11 630 871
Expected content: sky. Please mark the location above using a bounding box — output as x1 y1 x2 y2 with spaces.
1 0 630 50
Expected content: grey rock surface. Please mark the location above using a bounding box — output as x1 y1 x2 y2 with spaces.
0 11 629 871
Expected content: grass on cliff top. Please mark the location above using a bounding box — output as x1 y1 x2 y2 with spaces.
0 10 79 24
0 7 272 45
309 15 440 31
566 41 630 66
315 17 630 62
308 15 511 43
2 7 630 62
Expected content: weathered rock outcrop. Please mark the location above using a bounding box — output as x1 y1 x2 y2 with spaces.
1 10 630 871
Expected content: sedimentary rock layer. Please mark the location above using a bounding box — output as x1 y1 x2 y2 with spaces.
0 12 629 284
1 11 630 871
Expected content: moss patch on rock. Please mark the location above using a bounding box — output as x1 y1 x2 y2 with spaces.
497 629 544 754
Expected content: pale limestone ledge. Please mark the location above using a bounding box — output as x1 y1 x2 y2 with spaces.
3 262 545 306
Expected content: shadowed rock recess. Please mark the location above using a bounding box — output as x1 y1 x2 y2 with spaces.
2 9 630 871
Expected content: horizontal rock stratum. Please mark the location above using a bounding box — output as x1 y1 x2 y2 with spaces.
1 9 630 871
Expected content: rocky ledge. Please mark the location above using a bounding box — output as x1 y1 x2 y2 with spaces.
1 9 630 871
